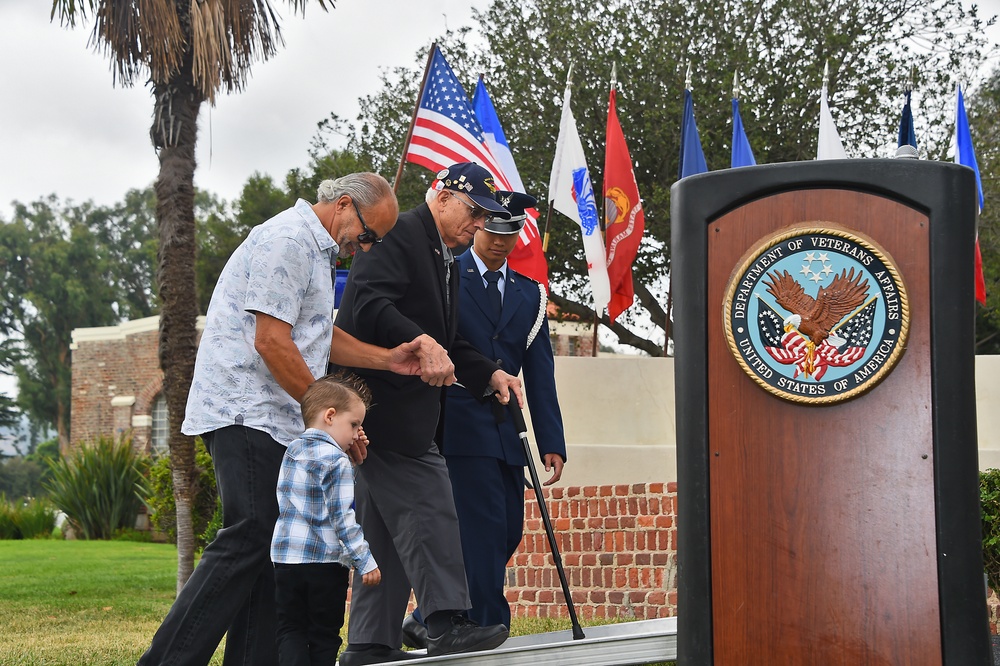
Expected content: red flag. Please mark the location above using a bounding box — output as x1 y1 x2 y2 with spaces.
603 87 645 321
975 240 987 304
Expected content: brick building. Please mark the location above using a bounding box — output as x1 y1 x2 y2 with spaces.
69 315 204 455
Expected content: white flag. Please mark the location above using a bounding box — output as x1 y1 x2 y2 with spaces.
817 84 848 160
548 82 611 311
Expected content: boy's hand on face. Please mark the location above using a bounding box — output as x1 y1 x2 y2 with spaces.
362 568 381 586
346 427 369 465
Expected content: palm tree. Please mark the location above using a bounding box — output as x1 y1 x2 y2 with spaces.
50 0 332 592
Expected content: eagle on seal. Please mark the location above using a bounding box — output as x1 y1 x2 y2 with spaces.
763 267 870 348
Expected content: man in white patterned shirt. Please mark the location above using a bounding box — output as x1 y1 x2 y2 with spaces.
271 371 380 666
140 173 452 666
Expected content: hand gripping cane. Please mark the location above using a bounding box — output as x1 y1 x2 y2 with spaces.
504 397 586 640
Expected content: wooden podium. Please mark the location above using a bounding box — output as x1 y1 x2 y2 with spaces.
671 160 989 665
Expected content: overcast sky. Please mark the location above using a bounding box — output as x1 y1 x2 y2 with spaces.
0 0 488 218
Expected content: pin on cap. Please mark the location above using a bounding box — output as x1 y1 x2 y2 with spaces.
435 163 511 219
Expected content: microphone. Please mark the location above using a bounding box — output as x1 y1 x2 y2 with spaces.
894 144 918 159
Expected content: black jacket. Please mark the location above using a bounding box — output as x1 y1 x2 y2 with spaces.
334 203 498 456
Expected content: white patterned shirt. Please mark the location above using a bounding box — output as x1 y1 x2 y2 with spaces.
270 428 377 573
181 199 338 445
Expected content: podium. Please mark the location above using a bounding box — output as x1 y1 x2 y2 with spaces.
671 160 989 665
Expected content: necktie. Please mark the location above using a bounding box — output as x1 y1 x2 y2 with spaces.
484 270 503 319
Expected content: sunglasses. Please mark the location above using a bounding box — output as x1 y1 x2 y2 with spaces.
351 199 382 244
451 192 493 222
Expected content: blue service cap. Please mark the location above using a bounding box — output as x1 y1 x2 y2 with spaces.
486 190 537 234
435 163 511 219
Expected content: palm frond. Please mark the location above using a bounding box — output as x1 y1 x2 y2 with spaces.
52 0 334 99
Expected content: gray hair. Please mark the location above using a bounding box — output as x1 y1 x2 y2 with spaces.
316 173 394 208
425 182 446 204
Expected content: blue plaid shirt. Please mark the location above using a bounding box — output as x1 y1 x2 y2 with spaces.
270 429 377 573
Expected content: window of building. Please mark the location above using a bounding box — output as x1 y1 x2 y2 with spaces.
151 394 169 457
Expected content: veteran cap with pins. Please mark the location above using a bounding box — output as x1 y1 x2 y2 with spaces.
486 190 537 235
435 163 511 219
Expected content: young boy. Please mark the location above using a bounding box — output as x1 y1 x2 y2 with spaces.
270 371 381 666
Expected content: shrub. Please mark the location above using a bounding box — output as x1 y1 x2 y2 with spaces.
981 468 1000 593
112 526 153 542
14 497 57 539
0 494 57 539
146 437 220 550
0 496 16 539
44 434 150 540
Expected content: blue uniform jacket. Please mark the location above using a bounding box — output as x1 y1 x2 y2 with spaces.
441 250 567 465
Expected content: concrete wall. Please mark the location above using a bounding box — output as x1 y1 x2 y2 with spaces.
525 357 676 487
525 355 1000 486
977 356 1000 470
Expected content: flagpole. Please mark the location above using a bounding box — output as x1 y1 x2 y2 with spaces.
392 43 437 194
541 207 553 252
666 66 695 357
592 64 619 357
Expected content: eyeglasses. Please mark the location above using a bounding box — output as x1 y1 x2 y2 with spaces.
351 199 381 244
451 192 493 222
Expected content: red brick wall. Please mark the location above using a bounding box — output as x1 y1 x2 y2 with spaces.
507 482 677 621
70 320 164 453
347 482 679 621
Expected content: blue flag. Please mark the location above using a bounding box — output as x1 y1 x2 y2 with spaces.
731 98 756 168
679 89 708 179
954 84 987 304
471 78 548 285
897 90 916 149
955 85 984 211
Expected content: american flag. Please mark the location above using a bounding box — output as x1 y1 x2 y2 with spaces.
405 47 510 193
404 47 548 284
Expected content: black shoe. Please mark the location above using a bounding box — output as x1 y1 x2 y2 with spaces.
426 615 509 657
401 613 428 649
338 645 417 666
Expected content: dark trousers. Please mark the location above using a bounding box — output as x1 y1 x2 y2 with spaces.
347 443 471 647
448 456 524 628
138 425 286 666
274 563 350 666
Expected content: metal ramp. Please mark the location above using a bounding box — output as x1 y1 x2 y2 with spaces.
338 617 677 665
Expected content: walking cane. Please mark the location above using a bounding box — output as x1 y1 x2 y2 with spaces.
503 397 586 640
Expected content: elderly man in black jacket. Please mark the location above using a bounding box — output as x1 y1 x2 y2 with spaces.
334 162 523 666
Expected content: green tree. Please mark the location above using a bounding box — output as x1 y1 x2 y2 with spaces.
51 0 334 589
348 0 989 353
0 198 123 449
85 188 160 320
0 389 17 432
966 67 1000 353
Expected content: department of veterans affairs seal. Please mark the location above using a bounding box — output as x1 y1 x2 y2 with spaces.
723 223 909 405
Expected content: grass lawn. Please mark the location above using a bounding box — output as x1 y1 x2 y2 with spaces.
0 540 673 665
0 540 222 666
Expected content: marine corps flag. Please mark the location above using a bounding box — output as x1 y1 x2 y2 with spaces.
603 83 645 321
